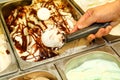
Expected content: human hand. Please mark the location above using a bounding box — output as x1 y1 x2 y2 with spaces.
71 0 120 42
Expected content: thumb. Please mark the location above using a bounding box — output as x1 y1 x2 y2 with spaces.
75 9 97 29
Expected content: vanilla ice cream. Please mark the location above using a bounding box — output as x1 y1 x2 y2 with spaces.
41 26 65 48
66 59 120 80
37 8 51 20
109 24 120 36
0 34 11 72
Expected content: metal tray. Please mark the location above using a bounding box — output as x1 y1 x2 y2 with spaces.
55 47 120 80
0 18 18 77
0 63 61 80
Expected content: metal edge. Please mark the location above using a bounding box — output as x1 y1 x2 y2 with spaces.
0 17 18 77
67 0 85 15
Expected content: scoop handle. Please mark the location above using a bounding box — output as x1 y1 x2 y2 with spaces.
66 23 110 42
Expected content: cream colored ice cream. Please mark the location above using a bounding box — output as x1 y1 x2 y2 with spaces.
0 34 11 72
31 77 50 80
41 10 76 48
41 26 65 48
37 8 51 20
109 24 120 36
66 59 120 80
74 0 115 11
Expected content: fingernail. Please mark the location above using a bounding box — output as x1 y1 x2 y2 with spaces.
78 25 83 29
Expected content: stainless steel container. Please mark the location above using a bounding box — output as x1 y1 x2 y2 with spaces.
0 18 18 77
1 63 62 80
55 46 120 80
0 0 86 70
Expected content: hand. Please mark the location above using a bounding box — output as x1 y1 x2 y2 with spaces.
71 0 120 42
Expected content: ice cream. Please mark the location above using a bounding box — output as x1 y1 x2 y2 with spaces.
74 0 115 11
31 77 50 80
41 26 65 48
0 29 11 72
37 8 50 20
109 24 120 36
9 71 57 80
6 0 77 62
66 59 120 80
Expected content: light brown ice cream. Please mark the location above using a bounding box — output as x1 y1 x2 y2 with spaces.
9 71 57 80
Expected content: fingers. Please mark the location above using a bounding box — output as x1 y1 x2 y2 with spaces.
70 25 78 33
77 9 96 29
104 26 112 35
87 34 96 42
87 26 112 41
71 9 96 33
95 28 105 38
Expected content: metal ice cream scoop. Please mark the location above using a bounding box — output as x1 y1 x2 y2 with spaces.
65 23 109 42
41 23 109 48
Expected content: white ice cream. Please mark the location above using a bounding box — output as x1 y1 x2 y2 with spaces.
41 26 65 48
109 24 120 36
66 59 120 80
74 0 115 11
0 34 11 72
37 8 50 20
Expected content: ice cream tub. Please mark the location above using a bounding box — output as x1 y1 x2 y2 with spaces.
55 51 120 80
8 63 61 80
0 19 18 76
0 63 61 80
0 0 85 69
9 71 57 80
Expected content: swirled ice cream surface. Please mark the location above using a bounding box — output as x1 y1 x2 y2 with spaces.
66 59 120 80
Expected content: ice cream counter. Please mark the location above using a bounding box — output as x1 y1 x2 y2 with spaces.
0 0 120 80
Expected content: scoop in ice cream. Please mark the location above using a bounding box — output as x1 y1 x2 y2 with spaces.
37 8 50 20
66 59 120 80
41 26 65 48
0 34 11 72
